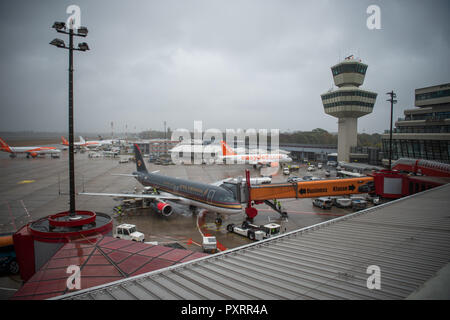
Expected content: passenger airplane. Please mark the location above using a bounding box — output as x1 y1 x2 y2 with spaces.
80 144 243 224
61 136 117 148
0 137 61 158
61 136 87 147
219 141 292 167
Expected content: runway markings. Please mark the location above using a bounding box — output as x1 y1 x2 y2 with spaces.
17 180 35 184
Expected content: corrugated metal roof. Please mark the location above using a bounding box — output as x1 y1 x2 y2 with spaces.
54 184 450 300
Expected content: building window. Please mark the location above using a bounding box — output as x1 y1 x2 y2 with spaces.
415 89 450 101
332 63 367 76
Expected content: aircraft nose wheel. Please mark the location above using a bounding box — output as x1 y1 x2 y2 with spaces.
215 217 222 226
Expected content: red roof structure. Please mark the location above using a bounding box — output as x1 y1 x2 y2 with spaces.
11 236 207 300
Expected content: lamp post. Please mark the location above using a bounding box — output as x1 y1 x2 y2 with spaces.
50 22 89 217
386 91 397 171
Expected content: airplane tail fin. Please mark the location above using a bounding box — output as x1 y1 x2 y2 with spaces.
79 136 85 144
220 140 237 156
61 136 69 146
133 144 148 173
0 137 12 153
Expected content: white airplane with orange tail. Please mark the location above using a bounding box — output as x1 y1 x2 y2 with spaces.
61 136 86 148
219 140 292 167
61 136 117 148
0 137 61 158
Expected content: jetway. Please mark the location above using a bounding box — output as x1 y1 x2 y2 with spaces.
248 177 374 201
217 170 375 219
219 175 373 203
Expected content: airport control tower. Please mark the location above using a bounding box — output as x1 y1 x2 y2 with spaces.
321 56 377 162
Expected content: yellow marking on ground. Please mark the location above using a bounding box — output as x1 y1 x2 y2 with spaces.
17 180 35 184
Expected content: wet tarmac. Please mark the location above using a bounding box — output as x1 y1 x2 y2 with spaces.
0 149 356 298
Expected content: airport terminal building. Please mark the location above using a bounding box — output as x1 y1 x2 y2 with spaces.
382 83 450 164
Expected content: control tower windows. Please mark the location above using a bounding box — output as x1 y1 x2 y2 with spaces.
332 63 367 76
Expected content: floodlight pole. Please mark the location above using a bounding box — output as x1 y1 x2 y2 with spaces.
68 28 75 216
386 90 397 171
51 22 88 217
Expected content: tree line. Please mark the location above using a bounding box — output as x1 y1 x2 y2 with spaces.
138 128 382 148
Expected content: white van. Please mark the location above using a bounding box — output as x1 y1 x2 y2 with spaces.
312 197 332 209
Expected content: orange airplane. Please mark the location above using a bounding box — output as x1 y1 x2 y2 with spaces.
0 137 61 158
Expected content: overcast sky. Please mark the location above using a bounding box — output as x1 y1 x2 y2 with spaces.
0 0 448 135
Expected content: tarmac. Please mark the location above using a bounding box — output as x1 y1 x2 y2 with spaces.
0 148 361 299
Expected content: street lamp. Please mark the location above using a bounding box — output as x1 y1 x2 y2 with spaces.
386 91 397 171
50 22 89 217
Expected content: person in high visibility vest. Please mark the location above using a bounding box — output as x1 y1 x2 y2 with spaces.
277 200 282 211
114 205 123 216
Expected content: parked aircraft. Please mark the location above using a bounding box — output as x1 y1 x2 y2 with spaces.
61 136 118 148
219 140 292 167
80 144 243 224
0 137 61 158
61 136 86 148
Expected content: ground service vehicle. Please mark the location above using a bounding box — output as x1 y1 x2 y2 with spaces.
283 167 290 175
352 199 368 211
114 224 145 242
312 197 333 209
334 198 352 208
327 161 337 167
227 222 281 241
0 233 19 274
202 236 217 253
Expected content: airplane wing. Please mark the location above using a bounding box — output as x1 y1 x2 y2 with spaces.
111 174 139 177
79 192 182 201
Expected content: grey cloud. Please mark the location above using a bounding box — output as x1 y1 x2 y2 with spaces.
0 0 448 134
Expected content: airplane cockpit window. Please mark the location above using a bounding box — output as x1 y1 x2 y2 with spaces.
214 190 236 203
220 182 238 199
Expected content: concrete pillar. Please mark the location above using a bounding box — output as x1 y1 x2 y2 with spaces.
337 117 358 162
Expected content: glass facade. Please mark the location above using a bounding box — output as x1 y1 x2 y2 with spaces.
321 90 377 101
382 139 450 163
404 111 450 121
415 89 450 101
397 125 450 133
323 101 375 109
332 63 367 76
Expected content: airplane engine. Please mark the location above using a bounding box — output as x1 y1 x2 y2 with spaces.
150 200 173 217
28 152 38 158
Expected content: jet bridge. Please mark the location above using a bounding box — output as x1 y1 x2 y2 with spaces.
219 170 375 219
